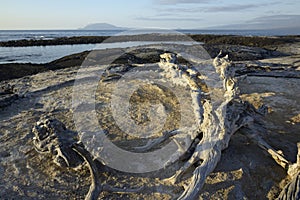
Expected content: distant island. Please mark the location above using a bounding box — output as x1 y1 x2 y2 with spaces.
79 23 127 30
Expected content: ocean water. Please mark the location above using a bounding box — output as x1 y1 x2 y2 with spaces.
0 30 122 42
0 41 200 64
0 29 294 42
0 29 297 64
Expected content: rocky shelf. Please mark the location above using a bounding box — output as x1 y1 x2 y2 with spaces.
0 37 299 199
0 34 299 48
2 34 298 82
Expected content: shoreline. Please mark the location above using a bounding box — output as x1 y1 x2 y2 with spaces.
0 34 299 82
0 34 299 48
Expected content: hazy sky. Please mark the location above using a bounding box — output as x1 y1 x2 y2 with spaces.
0 0 299 29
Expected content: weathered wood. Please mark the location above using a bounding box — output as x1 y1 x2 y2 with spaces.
159 53 254 199
288 143 300 178
32 118 84 168
72 143 102 200
241 126 290 170
278 143 300 199
134 130 178 152
277 173 300 200
241 127 300 199
33 118 147 200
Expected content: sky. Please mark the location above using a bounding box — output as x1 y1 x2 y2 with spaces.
0 0 300 30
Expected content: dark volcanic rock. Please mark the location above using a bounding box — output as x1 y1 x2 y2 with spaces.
0 36 108 47
0 63 47 82
1 34 298 82
0 43 287 82
203 44 287 61
1 34 299 48
190 34 300 48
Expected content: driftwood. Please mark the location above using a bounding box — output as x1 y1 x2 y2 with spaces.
158 52 255 199
277 173 300 200
277 143 300 200
160 52 300 199
32 117 84 168
32 117 144 200
245 132 300 199
241 126 290 170
134 129 179 152
72 143 102 200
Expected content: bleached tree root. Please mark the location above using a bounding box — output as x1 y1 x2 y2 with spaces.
241 127 290 169
277 173 300 200
72 143 102 200
160 52 300 199
72 143 146 200
174 108 254 200
160 52 257 199
134 130 179 152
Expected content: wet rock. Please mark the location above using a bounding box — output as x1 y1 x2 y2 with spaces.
0 36 108 47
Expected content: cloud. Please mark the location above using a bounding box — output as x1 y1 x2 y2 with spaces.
158 4 262 13
136 16 201 22
248 15 300 28
204 4 263 12
153 0 210 5
154 2 280 14
208 15 300 30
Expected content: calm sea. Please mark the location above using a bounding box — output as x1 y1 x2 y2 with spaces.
0 29 296 64
0 29 292 42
